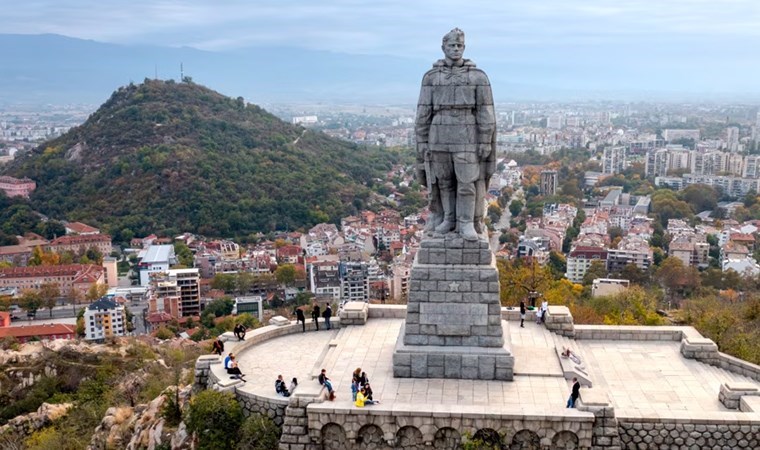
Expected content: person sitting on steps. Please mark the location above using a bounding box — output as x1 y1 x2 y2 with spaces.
318 368 335 401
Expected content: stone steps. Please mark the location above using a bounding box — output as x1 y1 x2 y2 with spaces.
310 327 346 380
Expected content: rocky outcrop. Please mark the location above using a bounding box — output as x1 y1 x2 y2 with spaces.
0 402 73 437
87 385 194 450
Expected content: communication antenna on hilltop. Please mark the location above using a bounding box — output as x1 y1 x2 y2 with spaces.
180 62 184 81
154 64 158 80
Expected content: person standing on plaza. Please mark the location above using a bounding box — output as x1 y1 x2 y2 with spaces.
541 299 548 324
567 377 581 408
519 300 526 328
312 302 321 331
294 306 306 332
323 303 333 330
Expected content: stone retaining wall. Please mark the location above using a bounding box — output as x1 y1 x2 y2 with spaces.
617 416 760 450
307 403 595 450
237 388 288 427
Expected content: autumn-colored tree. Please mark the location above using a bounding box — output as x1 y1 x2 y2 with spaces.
85 283 109 302
497 258 552 306
40 250 61 266
28 246 43 266
655 257 700 300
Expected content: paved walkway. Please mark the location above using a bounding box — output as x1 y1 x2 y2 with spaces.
236 318 759 413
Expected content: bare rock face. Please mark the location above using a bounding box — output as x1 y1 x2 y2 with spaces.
65 142 87 162
87 385 194 450
0 402 73 437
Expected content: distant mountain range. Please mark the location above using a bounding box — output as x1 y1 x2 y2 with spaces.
2 33 759 105
0 34 424 105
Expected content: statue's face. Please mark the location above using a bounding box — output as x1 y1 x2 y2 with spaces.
442 38 465 61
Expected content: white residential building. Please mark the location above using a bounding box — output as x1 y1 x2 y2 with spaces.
84 298 127 341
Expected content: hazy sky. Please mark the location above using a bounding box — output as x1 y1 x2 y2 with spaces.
4 0 760 97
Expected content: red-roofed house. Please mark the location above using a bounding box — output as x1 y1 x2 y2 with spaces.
0 323 76 343
566 246 608 283
277 245 303 265
47 234 112 257
0 311 10 327
65 222 100 235
0 264 105 295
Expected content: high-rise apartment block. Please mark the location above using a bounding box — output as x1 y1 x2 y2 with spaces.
540 170 558 196
602 146 626 174
726 127 740 152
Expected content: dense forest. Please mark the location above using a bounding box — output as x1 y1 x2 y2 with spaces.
3 80 404 240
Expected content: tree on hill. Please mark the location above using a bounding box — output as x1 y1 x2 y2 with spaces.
3 80 403 239
39 283 61 318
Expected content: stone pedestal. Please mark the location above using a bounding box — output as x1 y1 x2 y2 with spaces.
393 236 514 380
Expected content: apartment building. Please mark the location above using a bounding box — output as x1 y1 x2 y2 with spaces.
47 234 112 257
84 298 127 341
0 264 104 295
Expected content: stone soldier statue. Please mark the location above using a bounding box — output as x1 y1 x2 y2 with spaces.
415 28 497 241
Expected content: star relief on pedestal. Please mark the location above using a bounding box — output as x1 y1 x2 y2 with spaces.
448 281 460 292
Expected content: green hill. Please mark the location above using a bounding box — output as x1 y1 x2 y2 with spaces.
5 80 403 240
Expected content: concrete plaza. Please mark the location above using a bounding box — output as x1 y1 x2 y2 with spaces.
236 318 759 414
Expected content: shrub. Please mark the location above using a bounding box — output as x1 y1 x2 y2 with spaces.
185 390 243 450
0 336 20 351
237 413 281 450
155 326 175 340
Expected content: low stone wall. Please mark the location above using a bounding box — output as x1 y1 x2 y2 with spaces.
237 388 289 427
307 403 594 450
367 304 406 319
574 325 685 341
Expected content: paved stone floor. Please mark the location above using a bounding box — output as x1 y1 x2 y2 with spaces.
236 318 759 413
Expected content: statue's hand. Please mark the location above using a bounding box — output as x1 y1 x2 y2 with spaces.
417 143 429 162
477 143 492 160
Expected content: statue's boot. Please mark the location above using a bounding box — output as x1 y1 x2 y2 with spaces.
459 221 478 241
434 190 457 233
457 190 478 241
425 212 443 232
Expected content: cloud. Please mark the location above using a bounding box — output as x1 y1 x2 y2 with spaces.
2 0 760 96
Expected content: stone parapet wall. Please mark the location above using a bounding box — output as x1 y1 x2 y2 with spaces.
367 304 406 318
307 403 594 450
237 388 288 427
574 325 686 341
